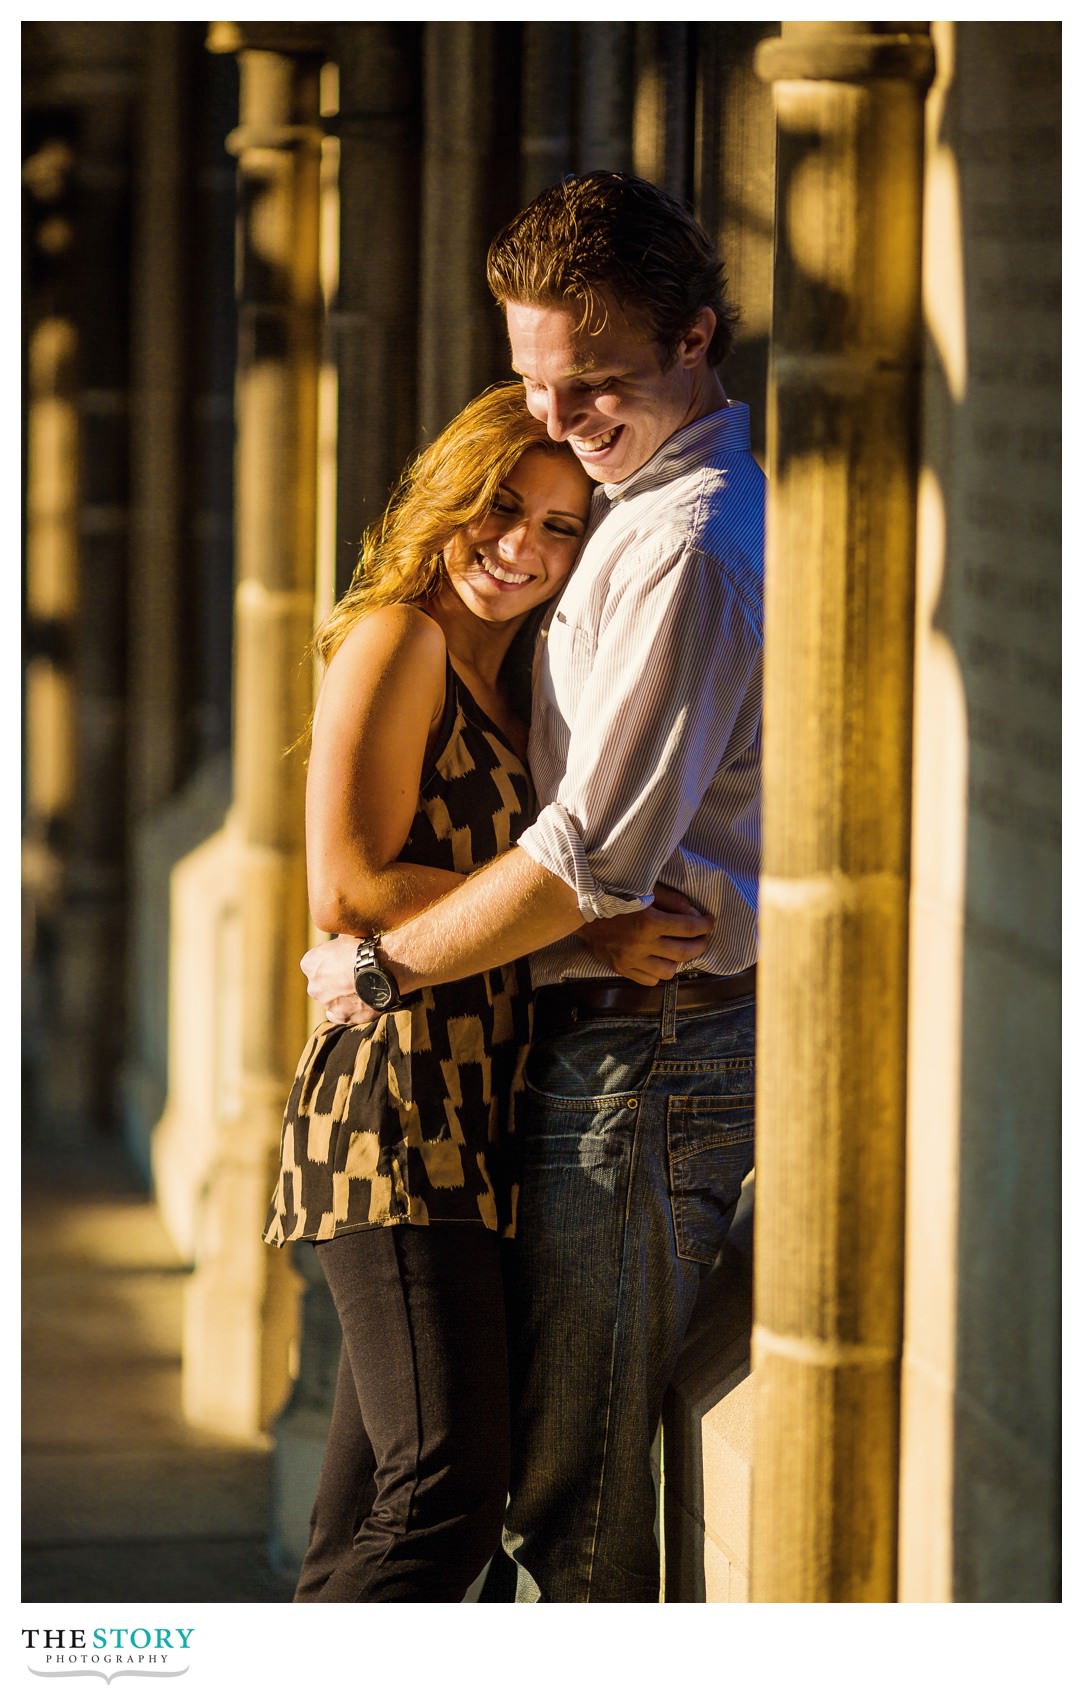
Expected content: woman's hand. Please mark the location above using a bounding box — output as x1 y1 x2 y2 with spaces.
578 884 712 985
301 936 377 1025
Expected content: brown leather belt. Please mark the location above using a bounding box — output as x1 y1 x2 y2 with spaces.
534 967 756 1026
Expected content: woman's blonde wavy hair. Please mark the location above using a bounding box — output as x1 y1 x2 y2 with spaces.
315 381 573 668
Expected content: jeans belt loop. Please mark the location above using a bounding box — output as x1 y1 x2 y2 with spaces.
660 977 679 1044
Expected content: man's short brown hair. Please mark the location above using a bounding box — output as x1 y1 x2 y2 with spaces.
486 170 739 368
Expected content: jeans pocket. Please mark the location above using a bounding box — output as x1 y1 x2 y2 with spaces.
524 1016 656 1103
519 1086 641 1189
666 1091 755 1264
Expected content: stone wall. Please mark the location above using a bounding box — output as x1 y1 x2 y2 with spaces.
899 19 1060 1602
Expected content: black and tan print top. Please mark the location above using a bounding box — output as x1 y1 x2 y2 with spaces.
263 656 534 1246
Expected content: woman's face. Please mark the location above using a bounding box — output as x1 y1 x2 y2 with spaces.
442 447 592 623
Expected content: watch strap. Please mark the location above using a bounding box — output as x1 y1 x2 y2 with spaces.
353 934 419 1012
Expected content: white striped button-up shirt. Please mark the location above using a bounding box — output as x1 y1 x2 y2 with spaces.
520 403 765 985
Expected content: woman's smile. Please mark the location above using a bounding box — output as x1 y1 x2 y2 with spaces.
441 445 592 621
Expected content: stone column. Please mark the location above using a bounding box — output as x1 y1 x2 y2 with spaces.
520 24 574 203
750 23 933 1601
266 19 424 1567
417 22 521 436
181 23 325 1435
899 21 1061 1602
693 23 778 462
119 24 198 1173
120 35 241 1176
127 23 193 820
576 25 634 174
188 46 241 764
22 130 79 1087
632 23 693 197
22 32 140 1147
58 70 137 1144
327 23 422 594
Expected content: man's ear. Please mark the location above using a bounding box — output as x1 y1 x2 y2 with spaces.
679 307 716 368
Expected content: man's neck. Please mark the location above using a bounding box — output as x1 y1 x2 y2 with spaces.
694 368 729 420
607 377 734 495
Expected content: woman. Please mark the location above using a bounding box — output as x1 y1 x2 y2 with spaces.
263 384 592 1602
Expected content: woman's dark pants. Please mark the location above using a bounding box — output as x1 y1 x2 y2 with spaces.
293 1223 509 1602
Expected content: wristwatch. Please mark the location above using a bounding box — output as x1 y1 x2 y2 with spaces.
353 934 408 1012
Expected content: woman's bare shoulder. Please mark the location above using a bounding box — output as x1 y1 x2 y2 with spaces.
329 603 447 674
333 605 442 656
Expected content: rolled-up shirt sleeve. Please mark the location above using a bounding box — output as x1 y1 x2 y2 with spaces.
518 539 763 922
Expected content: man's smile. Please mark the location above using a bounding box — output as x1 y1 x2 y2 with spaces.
571 425 622 458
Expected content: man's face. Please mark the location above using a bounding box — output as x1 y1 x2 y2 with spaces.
506 294 716 485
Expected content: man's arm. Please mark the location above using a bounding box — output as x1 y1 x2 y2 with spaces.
385 848 580 985
303 537 756 1020
302 853 710 1021
302 849 571 1021
520 540 762 922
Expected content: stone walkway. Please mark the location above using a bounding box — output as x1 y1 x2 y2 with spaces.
21 1143 294 1605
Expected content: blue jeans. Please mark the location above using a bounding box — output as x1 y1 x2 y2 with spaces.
502 981 756 1602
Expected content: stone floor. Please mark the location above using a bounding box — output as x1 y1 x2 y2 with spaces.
21 1142 294 1605
20 1136 751 1609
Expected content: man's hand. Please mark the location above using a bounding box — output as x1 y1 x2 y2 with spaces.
578 884 712 985
301 935 376 1025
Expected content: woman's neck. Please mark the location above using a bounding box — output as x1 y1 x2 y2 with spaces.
422 587 524 690
420 587 531 759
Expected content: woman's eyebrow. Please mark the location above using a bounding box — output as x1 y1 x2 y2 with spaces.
497 480 585 523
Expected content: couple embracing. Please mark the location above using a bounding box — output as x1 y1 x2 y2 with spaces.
263 169 765 1605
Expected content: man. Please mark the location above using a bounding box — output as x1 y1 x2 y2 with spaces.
304 171 765 1602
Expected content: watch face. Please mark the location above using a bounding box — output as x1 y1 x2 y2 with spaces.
357 970 395 1010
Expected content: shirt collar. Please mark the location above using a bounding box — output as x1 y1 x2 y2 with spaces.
601 402 752 502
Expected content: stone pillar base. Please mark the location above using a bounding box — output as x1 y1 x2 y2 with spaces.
151 817 241 1261
182 1127 302 1438
268 1242 340 1572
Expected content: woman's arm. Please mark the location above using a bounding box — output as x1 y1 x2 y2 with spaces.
303 870 712 1023
304 604 464 935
